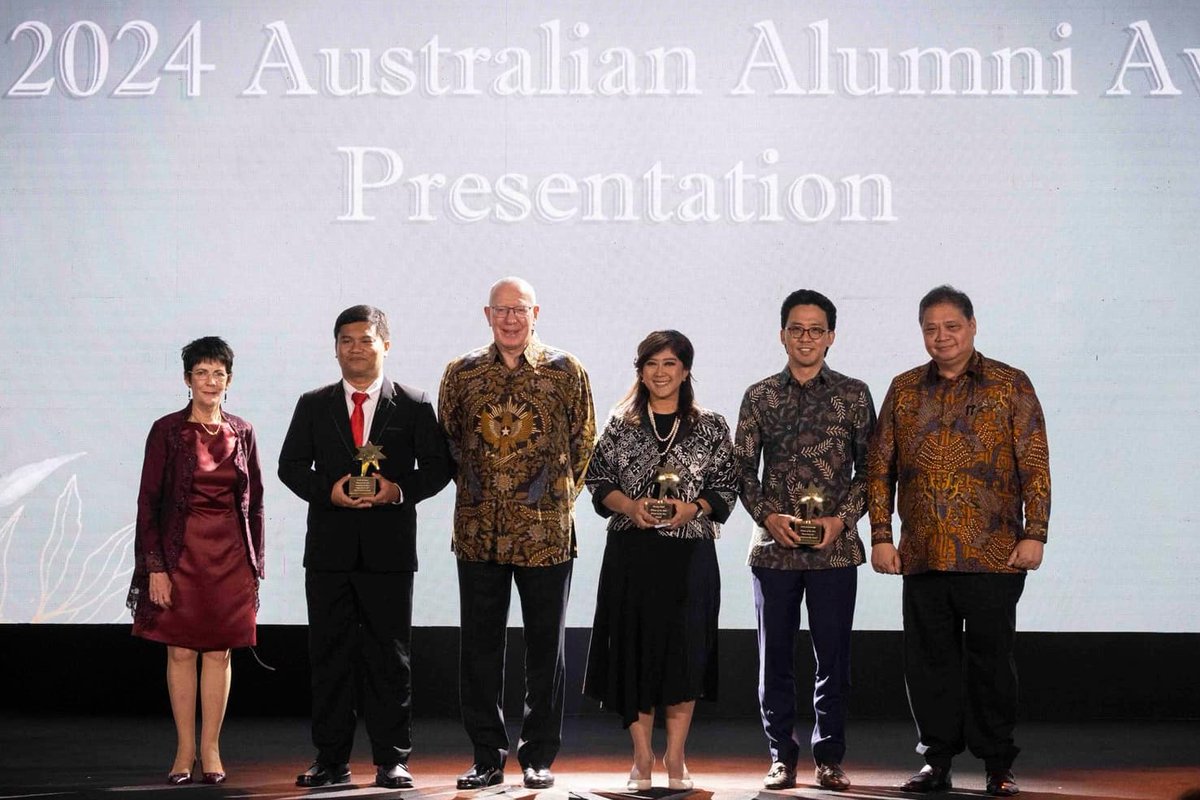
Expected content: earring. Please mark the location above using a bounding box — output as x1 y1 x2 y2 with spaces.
187 389 192 400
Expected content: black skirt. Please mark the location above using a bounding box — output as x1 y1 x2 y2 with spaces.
583 527 720 727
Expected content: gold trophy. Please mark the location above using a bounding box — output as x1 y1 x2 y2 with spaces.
349 441 386 498
646 468 682 524
791 482 827 547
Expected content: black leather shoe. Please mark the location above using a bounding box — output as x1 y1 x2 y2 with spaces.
201 771 226 785
523 767 555 789
986 769 1019 796
376 763 414 789
296 761 351 787
457 764 504 790
901 765 953 793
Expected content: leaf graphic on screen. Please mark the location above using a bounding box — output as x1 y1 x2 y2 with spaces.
0 453 86 507
33 475 136 623
0 506 24 622
48 521 135 623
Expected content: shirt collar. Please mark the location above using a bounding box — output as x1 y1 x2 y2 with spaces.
778 363 830 388
488 336 546 369
924 350 983 383
342 375 384 399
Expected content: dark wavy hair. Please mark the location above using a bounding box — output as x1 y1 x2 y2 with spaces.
181 336 234 374
334 304 390 341
616 330 697 425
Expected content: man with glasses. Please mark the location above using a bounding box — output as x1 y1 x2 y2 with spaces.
868 286 1050 796
734 289 876 791
438 277 596 790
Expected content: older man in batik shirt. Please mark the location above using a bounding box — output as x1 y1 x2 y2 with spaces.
438 277 595 792
868 285 1050 798
735 290 875 792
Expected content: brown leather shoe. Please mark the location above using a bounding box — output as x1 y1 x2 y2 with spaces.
986 769 1019 796
763 762 796 790
815 763 850 790
901 764 953 792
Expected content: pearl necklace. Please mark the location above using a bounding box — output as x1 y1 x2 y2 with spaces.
649 409 681 452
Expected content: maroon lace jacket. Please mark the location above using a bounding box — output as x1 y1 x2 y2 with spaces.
126 406 265 622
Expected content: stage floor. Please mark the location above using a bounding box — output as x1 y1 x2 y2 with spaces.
0 716 1196 800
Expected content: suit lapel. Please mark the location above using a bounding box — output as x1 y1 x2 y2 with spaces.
327 383 357 457
370 379 398 442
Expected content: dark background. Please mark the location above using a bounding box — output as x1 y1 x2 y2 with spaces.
4 625 1197 720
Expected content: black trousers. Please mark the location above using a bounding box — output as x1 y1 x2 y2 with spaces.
457 558 573 770
902 571 1026 772
305 569 414 766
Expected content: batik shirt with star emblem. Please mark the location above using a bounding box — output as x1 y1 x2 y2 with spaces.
867 351 1050 575
734 365 876 570
439 338 596 566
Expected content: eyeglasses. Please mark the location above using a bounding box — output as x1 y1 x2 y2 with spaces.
785 326 828 340
189 369 229 383
490 305 533 319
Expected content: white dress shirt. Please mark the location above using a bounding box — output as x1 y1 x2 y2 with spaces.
341 375 402 503
342 375 383 446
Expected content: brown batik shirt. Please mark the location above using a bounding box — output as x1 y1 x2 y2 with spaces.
439 338 596 566
867 351 1051 575
735 365 876 570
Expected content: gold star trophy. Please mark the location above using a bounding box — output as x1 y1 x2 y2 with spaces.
791 482 827 547
349 441 387 498
646 468 682 524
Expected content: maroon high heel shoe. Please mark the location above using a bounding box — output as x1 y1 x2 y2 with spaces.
200 756 226 785
166 761 194 785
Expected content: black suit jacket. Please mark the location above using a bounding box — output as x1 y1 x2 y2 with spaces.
279 378 452 572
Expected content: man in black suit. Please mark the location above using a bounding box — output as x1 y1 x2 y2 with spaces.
279 305 451 789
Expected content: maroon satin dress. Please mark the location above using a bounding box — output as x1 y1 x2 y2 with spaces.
133 423 257 650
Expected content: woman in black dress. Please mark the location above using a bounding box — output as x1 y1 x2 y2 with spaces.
128 337 265 786
584 330 737 791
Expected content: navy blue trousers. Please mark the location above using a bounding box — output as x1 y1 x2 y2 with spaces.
752 565 857 768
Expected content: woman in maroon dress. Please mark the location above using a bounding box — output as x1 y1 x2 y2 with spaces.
127 337 265 786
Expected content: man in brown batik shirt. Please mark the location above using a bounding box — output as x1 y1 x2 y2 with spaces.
868 285 1050 797
735 289 876 792
438 277 595 791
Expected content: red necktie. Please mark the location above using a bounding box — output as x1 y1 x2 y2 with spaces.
351 392 369 446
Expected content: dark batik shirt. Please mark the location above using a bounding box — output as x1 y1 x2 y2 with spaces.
734 365 876 570
867 351 1051 575
439 338 596 566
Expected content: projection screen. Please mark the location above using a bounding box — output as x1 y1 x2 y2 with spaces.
2 1 1197 632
